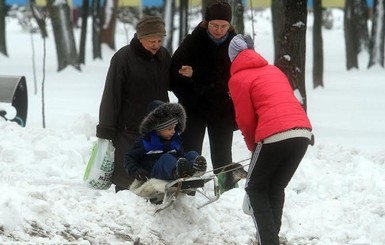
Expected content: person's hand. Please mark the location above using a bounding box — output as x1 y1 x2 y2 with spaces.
178 65 193 78
134 168 150 181
243 34 254 50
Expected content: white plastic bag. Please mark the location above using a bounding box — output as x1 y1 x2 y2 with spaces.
83 138 115 190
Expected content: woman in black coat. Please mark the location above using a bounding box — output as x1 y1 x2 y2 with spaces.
96 16 171 192
170 2 236 191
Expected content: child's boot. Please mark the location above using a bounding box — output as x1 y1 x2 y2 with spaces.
192 156 207 177
175 158 190 179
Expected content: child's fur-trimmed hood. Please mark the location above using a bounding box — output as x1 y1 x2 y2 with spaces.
139 101 186 134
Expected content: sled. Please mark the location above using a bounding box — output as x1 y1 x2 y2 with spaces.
129 175 220 213
154 175 220 213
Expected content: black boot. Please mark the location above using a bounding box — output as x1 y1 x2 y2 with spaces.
175 158 191 179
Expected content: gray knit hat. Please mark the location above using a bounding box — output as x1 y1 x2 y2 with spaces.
228 34 255 62
136 15 166 39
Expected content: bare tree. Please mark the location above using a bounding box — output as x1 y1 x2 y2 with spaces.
47 0 80 71
29 1 49 127
344 0 370 70
92 0 102 59
271 0 285 66
179 0 189 44
0 0 7 56
30 1 48 96
101 0 118 50
164 0 175 52
368 0 385 68
79 0 89 64
30 2 48 38
232 0 244 34
344 1 358 69
272 0 308 111
312 0 324 88
356 0 370 52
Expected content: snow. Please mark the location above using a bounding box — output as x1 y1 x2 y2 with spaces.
1 8 385 245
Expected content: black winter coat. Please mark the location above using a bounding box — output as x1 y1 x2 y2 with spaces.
97 36 171 140
170 22 236 116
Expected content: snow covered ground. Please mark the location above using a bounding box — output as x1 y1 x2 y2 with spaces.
1 8 385 245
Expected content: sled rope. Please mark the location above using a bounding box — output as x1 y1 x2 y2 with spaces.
203 158 251 176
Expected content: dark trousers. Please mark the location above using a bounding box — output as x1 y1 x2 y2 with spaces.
245 137 309 245
112 131 139 192
181 109 233 174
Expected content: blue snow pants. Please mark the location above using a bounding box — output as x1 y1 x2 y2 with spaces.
151 151 199 180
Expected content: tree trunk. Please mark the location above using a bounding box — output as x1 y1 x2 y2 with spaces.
344 0 359 70
30 2 48 38
0 0 7 56
271 0 285 66
101 0 117 50
79 0 89 64
273 0 308 111
179 0 188 44
356 0 370 53
313 0 324 88
47 0 81 71
368 0 385 68
232 0 244 34
92 0 102 59
344 0 370 70
164 0 175 52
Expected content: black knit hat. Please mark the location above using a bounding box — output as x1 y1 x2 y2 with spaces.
205 2 232 22
136 15 166 39
140 101 186 134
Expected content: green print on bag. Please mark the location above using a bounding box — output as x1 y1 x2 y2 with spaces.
83 139 115 190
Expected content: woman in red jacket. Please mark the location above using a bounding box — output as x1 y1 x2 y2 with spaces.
228 34 313 245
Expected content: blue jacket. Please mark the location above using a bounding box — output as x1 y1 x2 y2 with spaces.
124 131 185 177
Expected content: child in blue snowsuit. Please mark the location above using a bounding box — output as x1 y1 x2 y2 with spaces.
124 101 207 181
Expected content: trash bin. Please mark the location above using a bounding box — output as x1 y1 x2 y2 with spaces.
0 75 28 127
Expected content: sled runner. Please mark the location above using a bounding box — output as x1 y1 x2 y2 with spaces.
156 175 220 212
129 175 220 213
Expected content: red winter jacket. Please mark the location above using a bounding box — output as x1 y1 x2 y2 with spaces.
229 49 312 151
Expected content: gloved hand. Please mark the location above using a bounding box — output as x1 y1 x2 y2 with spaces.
134 168 150 181
243 34 254 50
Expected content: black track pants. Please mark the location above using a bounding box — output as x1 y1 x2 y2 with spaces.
245 137 309 245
